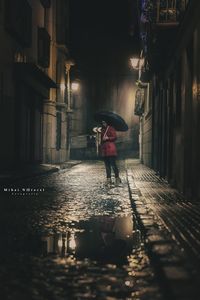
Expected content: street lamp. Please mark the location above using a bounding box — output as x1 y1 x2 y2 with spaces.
130 52 145 82
130 52 148 165
130 57 140 69
71 81 80 92
65 59 75 112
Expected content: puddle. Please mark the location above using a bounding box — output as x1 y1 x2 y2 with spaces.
38 215 141 265
0 214 165 300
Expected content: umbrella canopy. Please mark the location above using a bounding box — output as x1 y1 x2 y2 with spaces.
94 111 128 131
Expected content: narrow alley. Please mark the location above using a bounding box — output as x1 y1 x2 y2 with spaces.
1 1 200 299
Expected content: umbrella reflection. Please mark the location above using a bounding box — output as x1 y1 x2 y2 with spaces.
74 215 141 264
39 215 141 264
68 232 76 252
41 233 68 256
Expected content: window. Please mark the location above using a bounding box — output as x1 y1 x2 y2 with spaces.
56 0 69 47
56 112 62 150
40 0 51 8
38 27 50 68
5 0 32 47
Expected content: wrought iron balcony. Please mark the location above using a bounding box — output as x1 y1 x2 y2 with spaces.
156 0 190 27
140 0 190 27
156 1 177 26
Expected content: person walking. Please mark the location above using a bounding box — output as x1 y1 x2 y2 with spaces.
100 120 121 186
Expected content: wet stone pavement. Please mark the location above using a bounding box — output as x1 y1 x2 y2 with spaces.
0 161 163 300
126 160 200 300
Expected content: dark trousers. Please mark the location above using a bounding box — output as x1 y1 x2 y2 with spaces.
103 156 119 178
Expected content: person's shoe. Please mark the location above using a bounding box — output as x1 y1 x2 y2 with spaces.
115 177 122 186
105 178 112 187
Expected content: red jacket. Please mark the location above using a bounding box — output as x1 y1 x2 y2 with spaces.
101 126 117 157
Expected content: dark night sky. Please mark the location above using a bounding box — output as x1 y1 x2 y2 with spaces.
69 0 139 76
69 0 140 131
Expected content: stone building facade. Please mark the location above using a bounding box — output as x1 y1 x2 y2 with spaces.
0 0 71 168
136 0 200 200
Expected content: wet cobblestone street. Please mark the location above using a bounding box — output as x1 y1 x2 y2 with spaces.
0 161 163 300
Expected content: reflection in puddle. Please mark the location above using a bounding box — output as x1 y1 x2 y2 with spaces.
41 233 68 256
40 214 141 265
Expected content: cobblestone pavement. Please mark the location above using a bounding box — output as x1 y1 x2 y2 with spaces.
126 159 200 300
0 161 163 300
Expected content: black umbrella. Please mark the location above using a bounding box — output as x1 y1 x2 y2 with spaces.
94 111 128 131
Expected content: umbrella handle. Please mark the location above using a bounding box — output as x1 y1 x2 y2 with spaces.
93 127 102 157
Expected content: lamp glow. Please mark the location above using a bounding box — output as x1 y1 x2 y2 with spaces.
69 233 76 250
71 82 79 92
130 57 140 69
